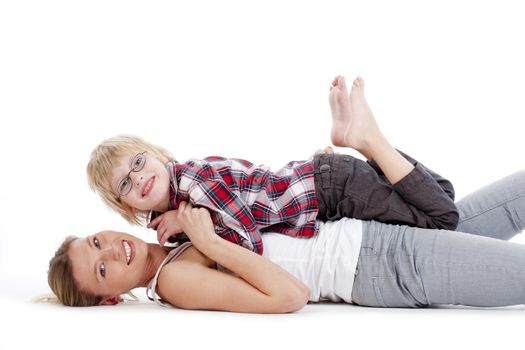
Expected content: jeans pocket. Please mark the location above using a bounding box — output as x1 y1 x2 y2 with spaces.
373 277 427 308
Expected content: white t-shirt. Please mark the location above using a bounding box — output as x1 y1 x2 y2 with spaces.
262 218 363 303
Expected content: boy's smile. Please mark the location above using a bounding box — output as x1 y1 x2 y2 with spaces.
111 152 170 212
142 176 156 198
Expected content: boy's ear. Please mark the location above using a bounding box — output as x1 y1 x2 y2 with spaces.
99 296 123 306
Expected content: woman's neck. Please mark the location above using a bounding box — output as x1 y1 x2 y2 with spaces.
138 243 169 287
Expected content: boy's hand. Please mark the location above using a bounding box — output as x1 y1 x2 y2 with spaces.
313 146 334 157
147 210 184 246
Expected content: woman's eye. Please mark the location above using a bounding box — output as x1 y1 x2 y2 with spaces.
93 237 100 249
99 263 106 278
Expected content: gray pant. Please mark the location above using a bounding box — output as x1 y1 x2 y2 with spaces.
351 170 525 307
313 153 458 230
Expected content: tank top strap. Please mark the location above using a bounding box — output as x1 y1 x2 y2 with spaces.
146 241 193 307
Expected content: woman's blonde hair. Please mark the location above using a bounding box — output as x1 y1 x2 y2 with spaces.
87 134 176 226
47 236 102 306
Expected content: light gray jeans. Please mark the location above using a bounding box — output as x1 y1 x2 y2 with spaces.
351 170 525 307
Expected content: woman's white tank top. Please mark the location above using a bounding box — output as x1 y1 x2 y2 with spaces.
262 218 363 303
146 242 193 307
146 218 363 306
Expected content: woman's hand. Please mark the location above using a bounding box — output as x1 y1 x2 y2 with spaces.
147 210 184 246
173 202 220 249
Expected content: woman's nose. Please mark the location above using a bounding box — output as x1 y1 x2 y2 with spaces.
101 242 120 261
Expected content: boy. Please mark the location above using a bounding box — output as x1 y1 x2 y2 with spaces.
87 76 457 254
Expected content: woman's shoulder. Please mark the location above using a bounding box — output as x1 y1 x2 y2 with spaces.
156 246 216 291
169 245 216 267
155 246 220 308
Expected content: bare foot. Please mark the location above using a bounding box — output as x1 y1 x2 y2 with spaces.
330 76 382 157
329 75 351 147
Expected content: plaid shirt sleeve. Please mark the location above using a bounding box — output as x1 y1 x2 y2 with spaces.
187 176 264 254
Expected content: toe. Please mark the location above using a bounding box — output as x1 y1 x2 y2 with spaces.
355 76 364 88
350 78 358 92
340 76 347 91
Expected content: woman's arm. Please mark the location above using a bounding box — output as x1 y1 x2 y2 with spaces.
158 202 310 313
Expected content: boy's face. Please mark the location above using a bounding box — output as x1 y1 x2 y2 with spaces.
69 230 149 299
111 152 170 212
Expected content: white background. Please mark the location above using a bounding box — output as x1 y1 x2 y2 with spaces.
1 1 525 349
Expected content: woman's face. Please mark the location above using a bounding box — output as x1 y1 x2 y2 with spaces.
69 230 149 299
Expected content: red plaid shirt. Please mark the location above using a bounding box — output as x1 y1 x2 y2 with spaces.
161 157 320 255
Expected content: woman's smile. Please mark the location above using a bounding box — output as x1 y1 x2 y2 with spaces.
122 240 135 265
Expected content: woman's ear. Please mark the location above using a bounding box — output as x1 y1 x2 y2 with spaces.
99 296 123 306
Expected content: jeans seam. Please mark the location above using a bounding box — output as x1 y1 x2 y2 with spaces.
458 193 525 224
414 255 525 274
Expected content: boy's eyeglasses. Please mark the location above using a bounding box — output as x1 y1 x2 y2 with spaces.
117 151 147 197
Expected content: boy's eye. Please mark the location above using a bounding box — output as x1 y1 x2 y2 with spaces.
131 152 146 171
134 156 143 167
99 263 106 278
119 178 132 193
93 237 101 249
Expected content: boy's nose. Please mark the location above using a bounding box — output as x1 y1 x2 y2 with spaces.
129 172 144 187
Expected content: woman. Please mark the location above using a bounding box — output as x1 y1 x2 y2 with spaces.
48 169 525 310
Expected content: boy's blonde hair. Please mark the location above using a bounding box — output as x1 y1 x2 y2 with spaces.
87 134 176 225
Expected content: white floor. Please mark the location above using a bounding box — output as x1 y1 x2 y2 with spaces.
2 289 524 350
